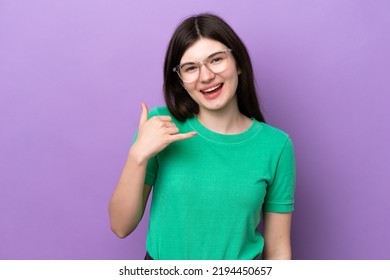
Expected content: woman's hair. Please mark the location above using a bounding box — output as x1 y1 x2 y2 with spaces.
163 13 265 123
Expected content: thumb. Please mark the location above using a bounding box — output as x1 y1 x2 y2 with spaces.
139 102 148 128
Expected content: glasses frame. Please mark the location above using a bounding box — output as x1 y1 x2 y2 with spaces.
173 49 232 83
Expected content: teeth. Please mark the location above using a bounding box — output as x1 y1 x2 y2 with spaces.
203 84 221 93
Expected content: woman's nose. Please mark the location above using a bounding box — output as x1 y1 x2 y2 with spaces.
198 64 215 82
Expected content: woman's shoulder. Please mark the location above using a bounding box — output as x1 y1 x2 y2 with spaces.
256 121 292 145
148 106 171 117
148 106 185 125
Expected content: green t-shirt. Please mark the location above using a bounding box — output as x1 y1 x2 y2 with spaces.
142 106 295 260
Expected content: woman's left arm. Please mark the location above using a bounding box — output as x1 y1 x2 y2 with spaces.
262 212 292 260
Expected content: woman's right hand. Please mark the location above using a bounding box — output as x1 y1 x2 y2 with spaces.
131 103 197 163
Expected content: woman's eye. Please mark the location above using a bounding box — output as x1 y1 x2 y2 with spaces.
183 65 198 72
210 55 224 64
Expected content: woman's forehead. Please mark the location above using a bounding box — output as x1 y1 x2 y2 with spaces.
180 38 227 63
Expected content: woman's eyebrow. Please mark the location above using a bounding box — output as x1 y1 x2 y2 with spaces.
181 50 223 64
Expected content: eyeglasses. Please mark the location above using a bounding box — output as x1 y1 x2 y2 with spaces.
173 49 232 83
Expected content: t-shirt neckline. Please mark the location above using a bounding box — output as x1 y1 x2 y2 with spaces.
187 116 262 144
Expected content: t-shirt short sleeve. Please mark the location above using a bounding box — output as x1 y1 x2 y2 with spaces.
263 136 296 213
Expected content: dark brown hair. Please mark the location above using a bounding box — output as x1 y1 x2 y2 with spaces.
163 13 265 123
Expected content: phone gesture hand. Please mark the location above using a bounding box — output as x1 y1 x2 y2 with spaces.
133 103 197 161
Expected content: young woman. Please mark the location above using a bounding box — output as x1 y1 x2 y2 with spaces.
109 13 296 260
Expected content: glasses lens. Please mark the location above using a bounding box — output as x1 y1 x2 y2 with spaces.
205 51 228 74
179 63 199 83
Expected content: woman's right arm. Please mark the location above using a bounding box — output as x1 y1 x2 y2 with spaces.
109 103 196 238
109 145 152 238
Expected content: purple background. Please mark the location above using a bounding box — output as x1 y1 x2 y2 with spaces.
1 0 389 260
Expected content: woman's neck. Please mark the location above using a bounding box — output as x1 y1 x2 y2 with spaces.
197 106 252 135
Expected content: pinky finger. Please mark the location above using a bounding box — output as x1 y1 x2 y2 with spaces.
170 131 198 142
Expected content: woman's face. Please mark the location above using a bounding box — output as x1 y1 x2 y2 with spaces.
179 38 240 116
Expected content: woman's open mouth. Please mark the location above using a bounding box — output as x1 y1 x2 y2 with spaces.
200 83 223 99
